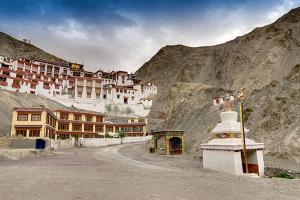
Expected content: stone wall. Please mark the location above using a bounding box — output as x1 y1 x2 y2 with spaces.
0 138 37 149
0 138 12 148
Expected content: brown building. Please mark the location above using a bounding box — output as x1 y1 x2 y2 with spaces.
53 109 106 140
11 107 57 139
10 107 147 141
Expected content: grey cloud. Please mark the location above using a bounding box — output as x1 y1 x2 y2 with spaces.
1 1 299 73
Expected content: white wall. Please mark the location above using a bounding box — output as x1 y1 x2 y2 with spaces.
51 138 75 149
79 138 121 147
79 136 152 148
203 150 243 175
122 136 152 144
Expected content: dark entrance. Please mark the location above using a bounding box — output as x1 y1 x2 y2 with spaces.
124 97 128 104
169 137 182 155
241 152 259 175
36 139 46 149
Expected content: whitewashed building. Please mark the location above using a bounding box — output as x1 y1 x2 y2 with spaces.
0 55 157 116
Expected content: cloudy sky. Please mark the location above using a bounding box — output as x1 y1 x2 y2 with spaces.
0 0 299 72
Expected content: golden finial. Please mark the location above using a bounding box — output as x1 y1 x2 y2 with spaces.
224 94 233 111
237 88 245 102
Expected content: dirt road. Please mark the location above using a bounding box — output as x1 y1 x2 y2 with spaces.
0 143 299 200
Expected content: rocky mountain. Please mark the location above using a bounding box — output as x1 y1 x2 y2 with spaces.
136 8 300 165
0 32 67 64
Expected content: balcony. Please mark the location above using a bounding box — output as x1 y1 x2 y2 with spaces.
77 81 84 86
0 82 8 86
30 85 36 89
43 85 50 90
12 84 21 89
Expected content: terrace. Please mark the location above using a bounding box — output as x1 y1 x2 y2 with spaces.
43 85 50 90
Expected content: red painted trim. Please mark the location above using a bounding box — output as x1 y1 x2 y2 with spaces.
0 82 8 86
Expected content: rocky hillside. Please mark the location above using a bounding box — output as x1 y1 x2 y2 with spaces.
136 8 300 164
0 32 67 64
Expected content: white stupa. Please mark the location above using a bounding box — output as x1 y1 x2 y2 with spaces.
201 110 265 176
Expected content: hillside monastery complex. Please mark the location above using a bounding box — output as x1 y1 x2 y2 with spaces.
0 55 157 116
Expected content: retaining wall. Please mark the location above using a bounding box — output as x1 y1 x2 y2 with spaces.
122 136 152 144
51 138 75 149
79 136 152 148
0 138 39 149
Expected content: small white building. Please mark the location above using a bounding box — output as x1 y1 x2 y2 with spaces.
201 111 265 176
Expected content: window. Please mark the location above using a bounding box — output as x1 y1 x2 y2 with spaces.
16 130 26 137
132 96 134 101
133 126 143 132
95 125 103 132
58 123 69 130
29 130 40 137
138 118 145 122
77 86 83 97
121 126 132 132
84 124 93 131
117 95 120 99
31 114 41 121
17 114 28 121
60 113 69 120
103 94 107 99
72 124 82 131
107 126 113 132
86 116 93 122
58 133 70 140
96 116 103 122
74 115 82 121
47 115 56 127
83 134 93 138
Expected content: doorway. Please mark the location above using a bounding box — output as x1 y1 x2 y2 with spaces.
169 137 182 155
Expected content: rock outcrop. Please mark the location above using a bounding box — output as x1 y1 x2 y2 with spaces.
136 8 300 165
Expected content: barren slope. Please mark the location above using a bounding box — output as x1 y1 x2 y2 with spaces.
136 8 300 164
0 32 67 64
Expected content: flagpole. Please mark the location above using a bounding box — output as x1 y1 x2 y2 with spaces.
239 99 248 174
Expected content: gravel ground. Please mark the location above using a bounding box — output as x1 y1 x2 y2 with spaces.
0 143 299 200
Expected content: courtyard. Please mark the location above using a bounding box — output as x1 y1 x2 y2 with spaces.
0 143 299 200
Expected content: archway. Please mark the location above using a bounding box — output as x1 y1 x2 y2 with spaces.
169 137 182 155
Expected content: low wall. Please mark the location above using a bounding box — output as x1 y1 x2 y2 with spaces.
0 138 12 148
79 138 121 147
122 136 152 144
51 138 75 149
79 136 152 148
0 138 38 149
11 139 37 149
